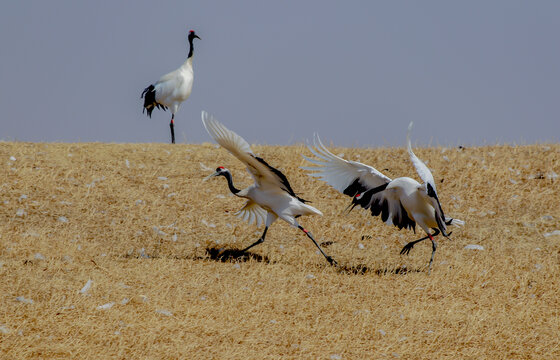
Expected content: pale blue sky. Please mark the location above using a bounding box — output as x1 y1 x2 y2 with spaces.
0 1 558 146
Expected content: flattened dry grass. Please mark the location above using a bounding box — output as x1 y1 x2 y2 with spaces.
0 141 559 359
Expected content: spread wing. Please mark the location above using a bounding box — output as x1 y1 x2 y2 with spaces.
407 122 449 231
302 133 392 197
202 111 304 200
235 200 268 227
303 133 414 232
407 122 436 192
351 185 416 231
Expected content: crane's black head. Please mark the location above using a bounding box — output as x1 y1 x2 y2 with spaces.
203 166 229 181
188 30 201 41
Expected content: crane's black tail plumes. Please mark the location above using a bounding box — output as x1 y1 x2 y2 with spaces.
141 84 167 118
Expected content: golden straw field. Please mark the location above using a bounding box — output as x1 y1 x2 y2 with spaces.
1 141 559 359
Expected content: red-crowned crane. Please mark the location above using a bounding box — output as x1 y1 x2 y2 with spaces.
201 111 336 265
141 30 200 144
303 122 464 271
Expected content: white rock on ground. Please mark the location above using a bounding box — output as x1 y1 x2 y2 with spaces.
15 296 33 304
97 302 114 310
464 244 484 250
156 309 173 316
544 230 560 237
80 279 93 294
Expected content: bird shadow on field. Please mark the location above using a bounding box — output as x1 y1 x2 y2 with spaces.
335 263 425 276
205 246 270 263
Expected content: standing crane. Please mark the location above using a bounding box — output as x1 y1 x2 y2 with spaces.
201 111 336 265
303 122 464 271
141 30 200 144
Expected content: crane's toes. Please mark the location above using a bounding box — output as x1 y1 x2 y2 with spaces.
400 244 413 256
326 256 338 267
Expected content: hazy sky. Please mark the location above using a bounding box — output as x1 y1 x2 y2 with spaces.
1 1 559 146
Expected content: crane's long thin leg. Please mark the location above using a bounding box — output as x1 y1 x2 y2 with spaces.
400 229 440 256
170 114 175 144
298 225 337 266
427 235 438 274
241 226 268 252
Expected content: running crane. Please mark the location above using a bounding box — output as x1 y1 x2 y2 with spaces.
303 123 464 270
201 111 336 265
141 30 201 144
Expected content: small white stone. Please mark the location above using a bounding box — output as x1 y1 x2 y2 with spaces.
97 302 114 310
121 298 130 305
342 224 355 231
542 215 553 221
172 234 178 242
125 159 130 168
464 244 484 251
156 309 173 316
9 156 16 161
167 192 176 198
269 319 277 324
158 176 168 181
509 179 518 185
442 155 449 162
330 355 342 360
58 216 69 223
138 248 149 258
378 329 386 336
305 274 315 280
34 253 45 261
358 243 365 250
0 325 10 334
135 199 144 205
16 209 26 217
547 171 558 180
16 296 33 304
19 194 28 202
543 230 560 237
80 279 93 294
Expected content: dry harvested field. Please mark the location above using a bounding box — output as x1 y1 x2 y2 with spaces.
1 141 559 359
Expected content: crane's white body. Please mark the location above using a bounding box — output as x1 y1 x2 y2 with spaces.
152 58 194 115
240 184 322 228
303 123 463 269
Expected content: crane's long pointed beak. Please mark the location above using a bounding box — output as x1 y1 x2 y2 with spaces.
203 172 219 182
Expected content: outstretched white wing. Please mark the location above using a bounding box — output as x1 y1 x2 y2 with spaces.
407 122 436 191
202 111 301 197
235 200 268 227
302 133 391 197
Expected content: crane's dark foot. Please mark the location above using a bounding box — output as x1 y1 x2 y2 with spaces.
400 242 415 256
326 256 338 267
241 238 264 253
